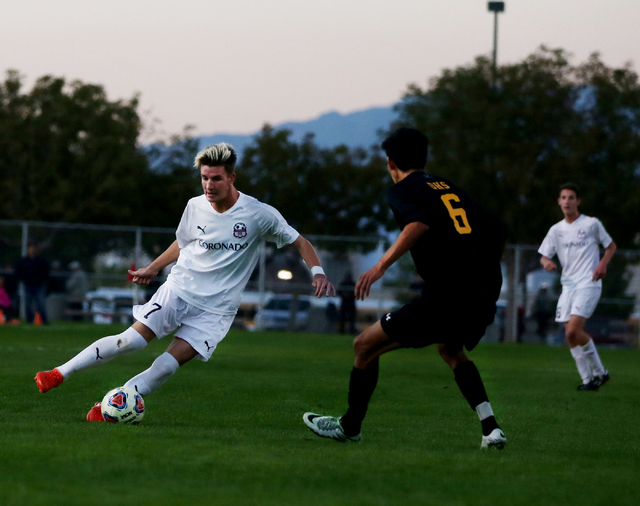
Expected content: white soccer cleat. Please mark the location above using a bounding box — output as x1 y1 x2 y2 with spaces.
481 428 507 450
303 412 361 442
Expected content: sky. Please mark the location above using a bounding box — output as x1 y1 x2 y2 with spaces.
2 1 639 139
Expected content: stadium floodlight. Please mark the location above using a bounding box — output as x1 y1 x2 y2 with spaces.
487 2 505 84
277 269 293 281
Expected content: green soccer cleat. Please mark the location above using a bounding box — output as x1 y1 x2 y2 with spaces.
481 428 507 450
303 412 361 442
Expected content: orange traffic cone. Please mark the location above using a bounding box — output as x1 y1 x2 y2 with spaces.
34 312 43 325
0 309 5 324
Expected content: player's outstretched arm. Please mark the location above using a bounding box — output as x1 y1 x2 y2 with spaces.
291 236 336 298
540 256 557 273
128 240 181 285
593 241 617 281
355 222 429 301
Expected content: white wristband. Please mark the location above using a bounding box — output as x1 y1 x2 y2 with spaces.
311 266 325 276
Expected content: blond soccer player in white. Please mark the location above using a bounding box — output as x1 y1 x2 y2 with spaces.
538 184 616 391
35 143 336 420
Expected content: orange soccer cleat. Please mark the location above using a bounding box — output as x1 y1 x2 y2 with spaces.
86 402 105 422
34 368 64 393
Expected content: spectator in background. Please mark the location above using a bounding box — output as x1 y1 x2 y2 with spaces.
338 272 357 334
533 284 554 343
66 261 89 320
325 301 339 331
2 265 19 308
0 275 20 324
15 243 50 324
48 260 67 294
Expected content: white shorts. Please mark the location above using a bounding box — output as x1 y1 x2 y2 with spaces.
132 283 235 361
555 286 602 322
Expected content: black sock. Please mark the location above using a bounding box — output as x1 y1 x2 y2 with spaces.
454 361 500 436
481 416 500 436
340 365 379 436
453 361 489 410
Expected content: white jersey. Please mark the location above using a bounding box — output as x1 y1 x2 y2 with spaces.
166 192 299 315
538 214 613 290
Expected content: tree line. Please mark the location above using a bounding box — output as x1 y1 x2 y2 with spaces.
2 47 639 250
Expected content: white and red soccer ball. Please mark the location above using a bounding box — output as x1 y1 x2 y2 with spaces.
101 386 145 424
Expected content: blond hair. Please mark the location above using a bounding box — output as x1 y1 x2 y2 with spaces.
194 143 237 173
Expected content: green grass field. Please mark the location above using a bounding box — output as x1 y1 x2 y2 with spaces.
1 323 639 506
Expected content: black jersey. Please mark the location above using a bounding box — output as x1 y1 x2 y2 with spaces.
386 172 506 299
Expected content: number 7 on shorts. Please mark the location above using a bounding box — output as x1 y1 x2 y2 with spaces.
144 303 162 319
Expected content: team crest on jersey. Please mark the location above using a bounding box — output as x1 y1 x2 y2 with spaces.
233 222 248 238
577 229 587 239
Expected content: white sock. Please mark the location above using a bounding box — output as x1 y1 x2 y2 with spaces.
581 339 606 377
57 327 148 378
124 352 179 396
570 346 592 384
476 401 494 421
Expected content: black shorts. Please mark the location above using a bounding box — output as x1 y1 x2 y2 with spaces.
380 271 501 353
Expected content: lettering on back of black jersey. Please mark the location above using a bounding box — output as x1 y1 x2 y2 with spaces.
427 181 450 190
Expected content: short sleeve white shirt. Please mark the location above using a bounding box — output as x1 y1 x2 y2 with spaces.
166 192 299 315
538 214 613 290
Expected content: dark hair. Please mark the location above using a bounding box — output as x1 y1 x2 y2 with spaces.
381 128 429 171
559 183 580 199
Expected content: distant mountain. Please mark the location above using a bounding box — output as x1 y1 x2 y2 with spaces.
198 105 398 160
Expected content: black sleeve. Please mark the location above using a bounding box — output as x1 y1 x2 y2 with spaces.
386 185 429 229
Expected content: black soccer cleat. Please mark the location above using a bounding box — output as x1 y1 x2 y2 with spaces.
577 379 600 391
594 371 610 387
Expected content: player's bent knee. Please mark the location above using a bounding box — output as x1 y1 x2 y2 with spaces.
352 323 397 368
565 327 579 343
353 333 372 357
437 344 456 368
132 321 156 342
438 343 468 369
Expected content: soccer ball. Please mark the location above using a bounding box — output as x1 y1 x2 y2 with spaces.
101 386 145 424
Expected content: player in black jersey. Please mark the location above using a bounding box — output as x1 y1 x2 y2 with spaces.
304 128 507 449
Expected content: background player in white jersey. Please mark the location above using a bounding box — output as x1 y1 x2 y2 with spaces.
35 143 336 420
538 183 616 391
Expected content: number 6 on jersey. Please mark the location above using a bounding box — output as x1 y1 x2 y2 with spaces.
441 193 472 234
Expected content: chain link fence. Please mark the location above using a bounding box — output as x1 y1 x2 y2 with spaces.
1 220 638 346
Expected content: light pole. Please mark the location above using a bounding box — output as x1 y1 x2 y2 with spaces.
487 2 505 84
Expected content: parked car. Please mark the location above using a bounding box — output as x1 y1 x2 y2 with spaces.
253 295 312 330
84 287 138 324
